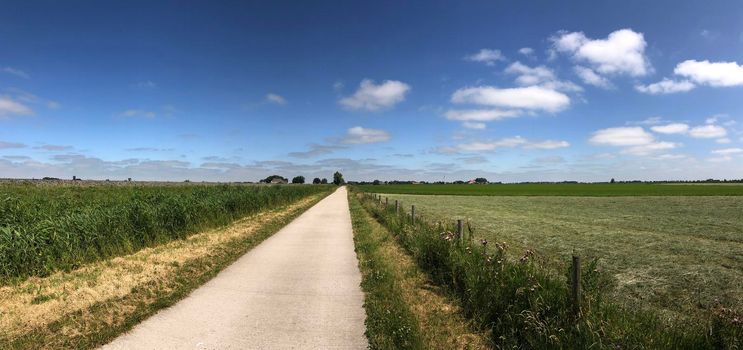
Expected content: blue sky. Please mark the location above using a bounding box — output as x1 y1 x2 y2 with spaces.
1 1 743 182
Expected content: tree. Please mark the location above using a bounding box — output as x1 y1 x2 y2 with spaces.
610 178 616 183
372 179 381 185
312 177 322 184
333 171 344 185
292 176 305 184
321 178 328 184
474 177 488 184
262 175 287 183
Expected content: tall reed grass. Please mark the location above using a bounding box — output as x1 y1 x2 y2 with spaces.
357 192 741 349
0 183 330 281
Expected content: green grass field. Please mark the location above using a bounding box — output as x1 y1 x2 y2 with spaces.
357 183 743 196
367 190 742 321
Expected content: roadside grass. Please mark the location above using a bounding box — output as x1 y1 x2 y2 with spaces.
355 191 741 349
0 191 331 349
348 192 491 349
356 183 743 196
376 194 743 321
0 183 331 281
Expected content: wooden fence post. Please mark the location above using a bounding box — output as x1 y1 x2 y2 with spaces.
395 200 399 214
411 205 416 224
385 197 388 207
457 219 463 243
571 255 581 317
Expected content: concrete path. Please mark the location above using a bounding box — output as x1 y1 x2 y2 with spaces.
102 187 367 350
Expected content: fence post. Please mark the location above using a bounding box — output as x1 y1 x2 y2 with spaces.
457 219 463 243
385 197 388 207
411 205 416 224
571 255 581 317
395 200 399 214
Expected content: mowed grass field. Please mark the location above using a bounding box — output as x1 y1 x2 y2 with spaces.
362 185 743 320
359 182 743 196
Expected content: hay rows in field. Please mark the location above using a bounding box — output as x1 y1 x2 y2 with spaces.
0 184 330 281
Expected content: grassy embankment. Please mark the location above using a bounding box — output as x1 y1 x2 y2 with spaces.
348 191 490 350
357 183 743 196
0 183 333 349
354 190 741 349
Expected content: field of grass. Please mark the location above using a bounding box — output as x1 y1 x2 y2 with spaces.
372 192 743 320
357 183 743 196
355 191 741 348
0 182 331 281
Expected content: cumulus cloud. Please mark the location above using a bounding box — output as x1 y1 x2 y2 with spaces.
590 127 655 146
635 78 695 94
689 124 727 138
464 49 505 65
265 93 287 105
590 126 679 156
340 126 391 144
650 123 690 134
339 79 410 111
444 109 521 122
574 66 613 88
451 86 570 112
0 96 34 119
552 28 650 77
36 144 74 151
505 62 582 92
674 60 743 87
518 47 535 57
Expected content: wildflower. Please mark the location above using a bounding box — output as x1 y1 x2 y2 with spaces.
480 239 488 247
519 249 534 263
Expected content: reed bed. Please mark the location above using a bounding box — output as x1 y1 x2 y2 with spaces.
0 183 330 281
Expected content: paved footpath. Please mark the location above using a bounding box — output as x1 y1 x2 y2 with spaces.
102 186 367 350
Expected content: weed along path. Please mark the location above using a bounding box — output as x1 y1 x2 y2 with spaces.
102 187 367 349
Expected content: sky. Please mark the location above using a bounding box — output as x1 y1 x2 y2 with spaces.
1 0 743 182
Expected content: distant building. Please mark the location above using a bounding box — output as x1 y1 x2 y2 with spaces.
270 177 288 184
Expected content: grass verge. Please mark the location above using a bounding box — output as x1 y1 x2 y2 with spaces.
348 191 491 349
0 190 332 349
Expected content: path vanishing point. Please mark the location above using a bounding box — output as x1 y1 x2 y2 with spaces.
102 187 368 349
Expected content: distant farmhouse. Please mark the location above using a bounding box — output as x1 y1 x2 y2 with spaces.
270 177 288 184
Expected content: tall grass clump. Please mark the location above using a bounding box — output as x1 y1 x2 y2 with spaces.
356 192 741 349
0 183 331 281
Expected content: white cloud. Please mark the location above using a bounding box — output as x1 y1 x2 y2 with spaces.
518 47 535 57
525 140 570 149
505 62 554 86
505 62 582 92
0 96 33 119
266 93 287 105
444 108 520 122
552 28 651 77
341 126 391 144
712 148 743 155
119 109 156 118
589 127 655 146
574 66 613 88
689 124 727 138
635 78 695 94
339 79 410 111
2 67 29 79
674 60 743 87
451 86 570 112
716 138 731 144
462 122 486 130
455 136 569 152
622 141 678 156
650 123 689 134
464 49 505 65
